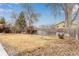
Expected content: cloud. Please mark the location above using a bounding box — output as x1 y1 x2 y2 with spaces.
0 8 12 14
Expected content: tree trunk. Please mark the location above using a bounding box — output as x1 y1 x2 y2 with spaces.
76 25 79 40
64 5 74 37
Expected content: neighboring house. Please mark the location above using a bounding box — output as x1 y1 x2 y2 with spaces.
54 20 78 30
54 19 79 38
54 21 65 30
54 8 79 30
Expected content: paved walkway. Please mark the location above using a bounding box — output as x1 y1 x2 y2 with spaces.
0 43 8 56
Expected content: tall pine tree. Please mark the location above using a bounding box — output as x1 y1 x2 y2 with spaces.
15 11 26 33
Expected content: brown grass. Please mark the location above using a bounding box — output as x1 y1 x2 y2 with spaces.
0 34 79 56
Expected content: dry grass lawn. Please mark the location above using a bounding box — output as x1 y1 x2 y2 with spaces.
0 34 79 56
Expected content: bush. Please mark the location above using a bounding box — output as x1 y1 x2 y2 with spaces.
27 26 37 34
58 33 64 39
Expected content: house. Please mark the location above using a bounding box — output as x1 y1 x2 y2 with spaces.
54 21 65 30
54 8 79 30
54 20 78 30
54 19 79 38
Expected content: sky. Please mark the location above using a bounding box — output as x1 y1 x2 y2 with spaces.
0 3 78 27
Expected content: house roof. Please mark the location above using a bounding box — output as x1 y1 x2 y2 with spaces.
54 19 76 27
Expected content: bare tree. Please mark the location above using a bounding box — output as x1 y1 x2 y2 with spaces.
47 3 79 37
19 3 40 34
19 3 40 27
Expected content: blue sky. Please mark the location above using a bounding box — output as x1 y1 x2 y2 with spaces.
0 3 77 27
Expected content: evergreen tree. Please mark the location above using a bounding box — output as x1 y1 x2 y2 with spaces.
0 17 5 24
15 11 26 32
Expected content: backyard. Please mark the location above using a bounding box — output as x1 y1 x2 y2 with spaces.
0 3 79 56
0 34 79 56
